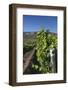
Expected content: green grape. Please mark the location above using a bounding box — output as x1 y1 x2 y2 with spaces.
32 28 57 73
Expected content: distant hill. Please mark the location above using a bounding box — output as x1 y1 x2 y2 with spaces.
23 32 36 40
23 32 57 40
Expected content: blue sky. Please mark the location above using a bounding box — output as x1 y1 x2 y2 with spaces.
23 15 57 33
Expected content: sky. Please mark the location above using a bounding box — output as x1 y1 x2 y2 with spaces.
23 15 57 33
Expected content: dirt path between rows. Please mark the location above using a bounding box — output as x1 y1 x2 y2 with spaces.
23 48 35 73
